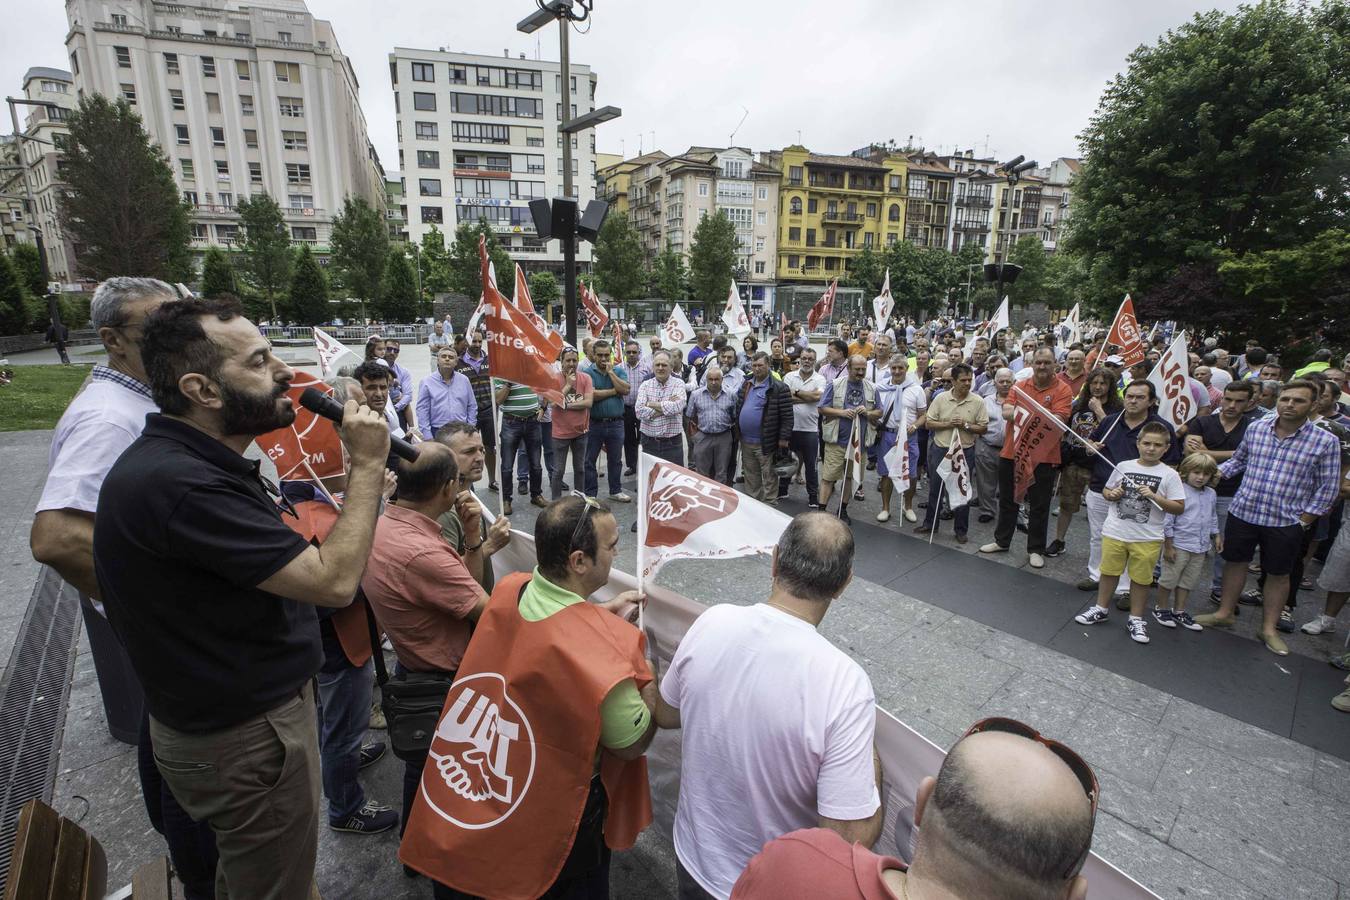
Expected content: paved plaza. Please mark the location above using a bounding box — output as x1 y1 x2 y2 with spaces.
0 341 1347 899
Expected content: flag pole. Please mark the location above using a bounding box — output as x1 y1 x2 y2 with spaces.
928 473 943 546
490 371 504 517
635 452 647 633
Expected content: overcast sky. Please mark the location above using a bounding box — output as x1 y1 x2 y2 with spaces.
5 0 1247 175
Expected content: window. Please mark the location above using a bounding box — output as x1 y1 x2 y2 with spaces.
215 160 230 180
115 46 131 68
202 92 219 113
788 227 801 242
203 30 216 38
183 190 199 206
191 223 208 239
867 202 877 218
886 232 898 245
177 125 191 144
419 178 441 196
411 62 434 82
275 62 301 84
210 126 225 147
698 182 709 197
41 80 68 93
121 83 136 104
164 53 179 75
807 198 818 214
415 121 437 139
756 211 767 225
218 192 232 207
237 31 250 41
755 261 766 274
417 150 439 168
888 204 900 222
504 69 541 89
278 96 303 117
451 93 542 118
70 51 80 76
787 254 799 268
244 129 258 149
789 197 802 215
788 166 803 185
215 224 239 242
757 186 768 200
864 233 874 248
755 237 765 253
421 206 443 224
180 159 194 179
202 56 216 77
825 258 838 272
889 175 902 192
449 65 467 83
249 162 262 184
288 194 314 208
111 13 127 24
291 226 317 241
413 92 436 111
166 25 181 34
278 31 292 42
555 102 577 120
236 60 251 81
286 163 311 184
282 130 307 151
240 95 254 115
806 229 816 247
170 88 185 110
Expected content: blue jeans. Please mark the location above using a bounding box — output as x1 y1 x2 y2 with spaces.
779 430 820 504
316 658 374 823
521 428 558 487
585 418 625 496
642 433 684 466
501 415 542 500
922 441 975 536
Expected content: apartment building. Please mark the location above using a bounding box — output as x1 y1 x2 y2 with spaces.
764 144 909 285
1036 157 1079 253
990 174 1046 262
939 150 999 255
900 151 956 251
389 48 599 276
65 0 386 263
385 173 407 242
597 150 666 224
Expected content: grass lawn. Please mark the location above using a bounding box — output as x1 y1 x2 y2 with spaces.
0 365 92 431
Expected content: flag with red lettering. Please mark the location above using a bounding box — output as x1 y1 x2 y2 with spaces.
255 372 345 480
872 268 894 328
936 438 973 508
1104 295 1145 366
1007 385 1063 503
312 327 357 377
807 278 838 332
722 280 751 336
480 239 564 404
663 303 695 344
636 452 791 580
514 264 563 355
579 282 609 338
882 401 911 493
1148 332 1200 429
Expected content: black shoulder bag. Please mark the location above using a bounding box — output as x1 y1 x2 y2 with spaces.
363 593 457 762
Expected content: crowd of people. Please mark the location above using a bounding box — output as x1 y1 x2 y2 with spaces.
22 275 1346 900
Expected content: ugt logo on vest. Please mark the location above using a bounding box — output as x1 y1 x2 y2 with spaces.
423 673 536 829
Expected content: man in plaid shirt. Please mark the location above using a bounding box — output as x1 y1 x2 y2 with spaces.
636 351 687 466
1196 380 1341 655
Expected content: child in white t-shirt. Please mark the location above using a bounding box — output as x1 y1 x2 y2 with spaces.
1074 422 1185 645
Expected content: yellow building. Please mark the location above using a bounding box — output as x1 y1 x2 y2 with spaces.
597 150 667 221
989 173 1047 262
764 144 909 284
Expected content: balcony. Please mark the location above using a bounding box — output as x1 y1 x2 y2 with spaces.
284 206 326 219
955 194 993 209
821 210 864 226
954 220 990 232
907 186 932 200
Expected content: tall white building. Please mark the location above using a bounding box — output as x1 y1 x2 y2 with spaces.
388 48 599 276
64 0 385 262
2 68 79 283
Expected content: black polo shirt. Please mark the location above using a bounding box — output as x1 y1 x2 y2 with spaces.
1088 410 1182 493
94 414 318 733
1187 412 1252 497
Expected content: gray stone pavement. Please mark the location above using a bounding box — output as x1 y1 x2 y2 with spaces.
2 337 1348 898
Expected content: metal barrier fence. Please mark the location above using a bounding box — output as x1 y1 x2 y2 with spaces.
258 324 430 344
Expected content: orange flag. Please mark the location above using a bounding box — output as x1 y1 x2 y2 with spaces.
579 282 609 338
1104 295 1145 365
807 278 838 332
513 263 564 354
481 238 564 404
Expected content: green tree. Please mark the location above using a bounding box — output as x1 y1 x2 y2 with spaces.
329 196 389 320
446 219 513 301
1065 0 1350 305
58 94 192 282
882 240 944 319
1218 228 1350 348
1006 236 1048 307
529 271 561 308
847 246 886 297
0 252 31 336
199 245 235 299
419 224 452 295
651 244 688 303
235 193 293 320
11 243 45 298
380 249 420 322
592 212 645 302
287 243 330 325
688 211 737 309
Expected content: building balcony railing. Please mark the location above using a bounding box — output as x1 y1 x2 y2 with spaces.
284 206 325 219
907 187 932 199
954 220 990 232
786 177 803 186
820 210 864 225
955 194 993 208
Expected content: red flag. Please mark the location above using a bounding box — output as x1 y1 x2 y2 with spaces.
480 238 564 404
779 311 787 334
579 282 609 338
514 263 564 355
806 278 838 332
255 372 345 481
1006 386 1064 503
1104 295 1145 366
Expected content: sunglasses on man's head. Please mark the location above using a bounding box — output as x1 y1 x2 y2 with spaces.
960 716 1098 879
567 490 604 552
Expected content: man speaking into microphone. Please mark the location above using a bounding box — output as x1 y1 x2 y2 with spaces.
94 297 390 899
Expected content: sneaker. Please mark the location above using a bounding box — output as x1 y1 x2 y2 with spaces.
1028 553 1045 569
531 495 548 508
1276 607 1295 633
1075 605 1109 626
330 801 398 835
1331 652 1350 672
876 510 891 522
734 475 745 484
1193 612 1236 628
517 480 528 496
1076 578 1099 592
1261 632 1290 656
1153 608 1178 628
1045 539 1066 557
777 491 790 501
503 500 512 516
1209 590 1223 605
1239 589 1263 606
488 481 499 493
1176 611 1203 631
1248 561 1262 574
979 542 1009 554
369 703 387 730
358 742 386 769
1115 593 1131 611
866 459 877 471
1333 682 1350 713
955 533 968 544
1127 616 1150 644
608 492 632 503
853 488 866 502
903 508 918 523
1301 615 1337 635
623 467 636 476
1300 576 1314 590
807 501 822 510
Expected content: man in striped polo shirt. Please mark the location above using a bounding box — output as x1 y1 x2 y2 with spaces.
494 375 548 516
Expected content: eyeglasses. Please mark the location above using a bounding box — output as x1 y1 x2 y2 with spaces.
386 347 400 355
960 717 1098 879
568 490 604 553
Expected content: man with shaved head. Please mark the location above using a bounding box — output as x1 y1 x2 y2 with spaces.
732 718 1097 900
655 513 881 899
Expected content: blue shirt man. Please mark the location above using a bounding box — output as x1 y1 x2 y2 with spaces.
417 347 477 437
739 377 769 444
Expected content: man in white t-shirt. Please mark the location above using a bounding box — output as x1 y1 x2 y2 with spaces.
781 349 826 507
655 513 881 900
1074 421 1186 645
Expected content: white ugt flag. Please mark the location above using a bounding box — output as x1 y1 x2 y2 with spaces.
637 452 790 580
312 327 358 377
882 395 911 493
1147 332 1203 429
872 268 894 329
982 296 1010 339
663 303 696 345
1058 303 1082 347
936 438 974 509
722 280 752 336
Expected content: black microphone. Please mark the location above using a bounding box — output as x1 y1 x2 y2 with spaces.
299 386 419 462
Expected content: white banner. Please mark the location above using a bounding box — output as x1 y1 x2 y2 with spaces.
978 296 1010 341
721 280 751 337
1147 331 1201 429
312 327 358 377
882 399 911 493
663 303 696 345
1058 303 1082 347
872 268 894 329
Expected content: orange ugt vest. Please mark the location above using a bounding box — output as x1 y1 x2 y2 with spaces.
282 498 372 667
399 572 653 899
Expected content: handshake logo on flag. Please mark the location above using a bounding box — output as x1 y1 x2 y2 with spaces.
645 465 739 547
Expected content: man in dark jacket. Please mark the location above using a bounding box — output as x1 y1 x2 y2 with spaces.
736 351 794 503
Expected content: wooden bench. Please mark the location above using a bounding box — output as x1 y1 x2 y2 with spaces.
2 799 172 900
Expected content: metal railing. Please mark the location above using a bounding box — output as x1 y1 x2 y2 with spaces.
955 194 993 208
821 210 864 223
258 324 430 343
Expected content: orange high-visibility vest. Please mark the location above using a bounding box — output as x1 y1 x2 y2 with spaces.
283 499 372 667
399 572 653 899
